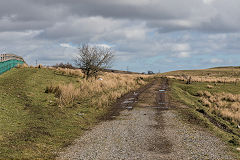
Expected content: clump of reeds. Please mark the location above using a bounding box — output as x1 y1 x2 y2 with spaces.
16 63 28 68
45 72 149 108
199 97 212 107
197 91 240 124
167 75 240 84
207 85 213 89
45 83 80 106
55 68 84 77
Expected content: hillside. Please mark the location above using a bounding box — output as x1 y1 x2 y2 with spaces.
163 66 240 78
162 67 240 155
0 67 150 159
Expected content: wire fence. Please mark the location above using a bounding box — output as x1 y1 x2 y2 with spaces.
0 59 24 75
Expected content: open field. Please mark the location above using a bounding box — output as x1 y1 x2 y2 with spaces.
163 67 240 83
164 67 240 155
163 67 240 77
0 67 151 159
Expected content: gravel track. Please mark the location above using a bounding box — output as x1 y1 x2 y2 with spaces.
57 79 234 160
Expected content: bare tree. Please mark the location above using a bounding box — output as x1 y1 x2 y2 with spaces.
74 44 114 79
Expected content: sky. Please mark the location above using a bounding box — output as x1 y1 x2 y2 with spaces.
0 0 240 73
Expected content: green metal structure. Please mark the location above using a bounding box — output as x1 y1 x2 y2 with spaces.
0 57 25 75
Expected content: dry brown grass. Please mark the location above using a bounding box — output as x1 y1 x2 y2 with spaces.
16 63 48 69
46 72 149 107
57 84 80 106
46 83 80 106
166 75 240 84
200 97 212 107
16 64 84 77
16 63 28 68
55 68 84 77
198 91 240 124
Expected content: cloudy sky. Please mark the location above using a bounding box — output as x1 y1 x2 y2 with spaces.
1 0 240 72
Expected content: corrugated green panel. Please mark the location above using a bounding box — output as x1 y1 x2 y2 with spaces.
0 59 24 75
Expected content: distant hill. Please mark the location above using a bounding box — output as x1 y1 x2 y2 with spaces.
209 66 240 69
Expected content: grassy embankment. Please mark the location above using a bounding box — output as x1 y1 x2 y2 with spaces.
162 67 240 157
0 67 151 159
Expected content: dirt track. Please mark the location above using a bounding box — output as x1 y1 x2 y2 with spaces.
57 78 234 160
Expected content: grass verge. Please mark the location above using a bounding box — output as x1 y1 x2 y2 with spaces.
0 67 151 159
168 79 240 158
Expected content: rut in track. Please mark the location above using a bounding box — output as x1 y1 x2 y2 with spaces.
57 78 234 160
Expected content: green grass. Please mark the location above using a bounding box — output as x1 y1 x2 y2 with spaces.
0 68 148 159
0 68 88 159
168 79 240 158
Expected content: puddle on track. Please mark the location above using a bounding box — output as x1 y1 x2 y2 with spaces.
122 100 134 104
159 90 166 92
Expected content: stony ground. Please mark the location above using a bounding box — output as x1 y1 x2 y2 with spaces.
57 79 235 160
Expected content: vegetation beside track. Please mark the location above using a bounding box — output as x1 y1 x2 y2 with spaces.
164 67 240 157
0 67 151 159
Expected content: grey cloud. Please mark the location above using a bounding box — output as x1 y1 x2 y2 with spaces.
1 0 240 34
1 0 240 72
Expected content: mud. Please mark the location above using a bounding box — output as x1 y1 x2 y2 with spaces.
101 79 156 121
58 78 234 160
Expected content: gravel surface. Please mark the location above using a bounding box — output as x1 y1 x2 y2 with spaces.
162 110 233 160
57 80 234 160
